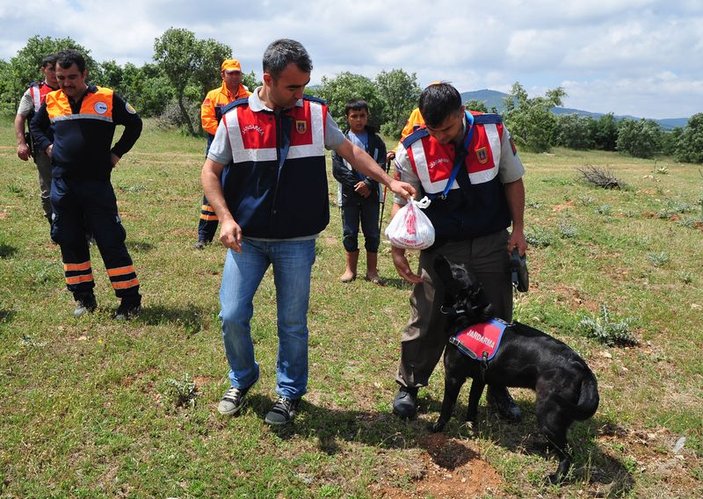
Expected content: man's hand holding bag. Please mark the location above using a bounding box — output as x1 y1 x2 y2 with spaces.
385 196 435 250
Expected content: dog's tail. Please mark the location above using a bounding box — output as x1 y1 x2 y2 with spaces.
571 373 600 421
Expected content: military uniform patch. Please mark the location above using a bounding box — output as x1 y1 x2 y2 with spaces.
476 147 488 164
296 120 307 134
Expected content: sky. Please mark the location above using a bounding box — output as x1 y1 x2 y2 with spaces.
1 0 701 120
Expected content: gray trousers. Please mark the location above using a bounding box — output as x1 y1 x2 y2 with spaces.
33 148 52 221
396 230 513 388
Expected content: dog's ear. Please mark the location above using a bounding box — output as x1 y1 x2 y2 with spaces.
433 255 454 285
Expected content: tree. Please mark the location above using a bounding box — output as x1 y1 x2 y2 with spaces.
3 35 95 111
375 69 421 139
555 114 595 150
590 113 619 151
661 128 681 157
153 28 232 135
97 60 124 92
191 38 233 103
465 99 488 113
120 62 173 117
616 118 662 158
0 60 13 114
318 72 384 128
242 71 261 92
503 82 565 152
674 113 703 164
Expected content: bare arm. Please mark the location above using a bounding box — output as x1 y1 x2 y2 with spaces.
14 114 30 161
504 178 527 255
389 201 424 284
201 158 242 252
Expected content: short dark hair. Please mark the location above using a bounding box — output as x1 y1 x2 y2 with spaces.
40 54 58 69
344 99 369 116
262 39 312 79
56 49 86 73
418 82 462 128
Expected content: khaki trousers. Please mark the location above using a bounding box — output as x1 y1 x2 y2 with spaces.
396 230 513 388
33 148 53 221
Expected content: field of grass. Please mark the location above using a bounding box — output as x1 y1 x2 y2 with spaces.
1 117 701 497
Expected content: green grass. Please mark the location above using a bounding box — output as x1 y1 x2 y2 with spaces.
1 121 702 497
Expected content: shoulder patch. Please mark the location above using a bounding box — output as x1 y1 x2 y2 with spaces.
473 113 502 125
125 102 137 114
401 127 429 149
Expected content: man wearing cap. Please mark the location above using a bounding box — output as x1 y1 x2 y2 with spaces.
194 58 251 249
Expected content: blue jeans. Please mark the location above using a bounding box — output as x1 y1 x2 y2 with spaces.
341 196 380 253
219 238 316 399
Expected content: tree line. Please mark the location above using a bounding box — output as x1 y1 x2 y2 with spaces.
502 82 702 163
1 31 700 163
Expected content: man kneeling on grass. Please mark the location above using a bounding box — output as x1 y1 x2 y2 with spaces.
201 39 415 425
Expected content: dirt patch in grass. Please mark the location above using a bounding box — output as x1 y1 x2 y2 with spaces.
551 283 600 313
552 200 575 212
372 433 504 498
596 423 701 496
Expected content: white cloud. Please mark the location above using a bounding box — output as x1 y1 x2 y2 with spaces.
563 74 703 118
1 0 701 118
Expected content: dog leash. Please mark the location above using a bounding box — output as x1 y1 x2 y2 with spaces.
480 352 489 383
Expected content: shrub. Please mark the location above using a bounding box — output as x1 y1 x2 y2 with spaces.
579 305 638 347
525 226 555 247
646 251 670 267
616 118 662 159
578 165 625 189
161 373 198 409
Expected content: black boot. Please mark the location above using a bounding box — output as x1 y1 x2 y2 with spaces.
392 386 418 419
115 296 141 320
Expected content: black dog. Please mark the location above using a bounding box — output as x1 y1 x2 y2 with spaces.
431 256 599 483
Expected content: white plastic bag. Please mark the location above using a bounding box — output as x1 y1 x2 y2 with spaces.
385 196 435 250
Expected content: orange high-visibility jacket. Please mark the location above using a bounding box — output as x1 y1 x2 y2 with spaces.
201 82 251 136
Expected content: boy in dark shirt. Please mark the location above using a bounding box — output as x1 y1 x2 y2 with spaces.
332 100 387 284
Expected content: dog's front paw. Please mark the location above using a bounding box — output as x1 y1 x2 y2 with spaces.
429 420 446 433
546 472 564 485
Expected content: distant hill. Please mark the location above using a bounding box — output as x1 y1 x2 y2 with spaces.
460 89 689 130
461 89 510 113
